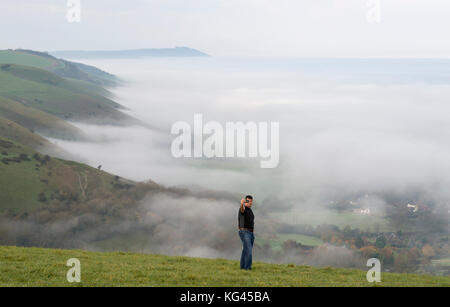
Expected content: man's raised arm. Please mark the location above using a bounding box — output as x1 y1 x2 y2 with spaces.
240 198 246 213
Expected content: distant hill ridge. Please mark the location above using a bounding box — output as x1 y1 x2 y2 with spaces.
50 47 209 59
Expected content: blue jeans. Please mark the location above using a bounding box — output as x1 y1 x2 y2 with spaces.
239 230 254 270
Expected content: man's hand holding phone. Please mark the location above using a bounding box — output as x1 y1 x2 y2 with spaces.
240 198 247 213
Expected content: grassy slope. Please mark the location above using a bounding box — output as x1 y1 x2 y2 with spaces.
0 50 57 70
0 64 129 123
0 96 81 140
55 60 118 87
0 50 117 86
0 246 448 287
0 54 135 214
0 116 50 149
0 137 117 213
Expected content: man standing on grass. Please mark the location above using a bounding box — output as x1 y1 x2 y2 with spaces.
238 195 255 270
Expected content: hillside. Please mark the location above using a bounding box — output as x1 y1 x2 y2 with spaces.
0 246 448 286
50 47 209 59
0 96 81 141
0 50 137 152
0 52 160 251
0 117 51 150
0 49 118 86
0 63 133 125
0 136 129 213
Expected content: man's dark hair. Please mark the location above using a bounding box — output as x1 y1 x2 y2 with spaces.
245 195 253 200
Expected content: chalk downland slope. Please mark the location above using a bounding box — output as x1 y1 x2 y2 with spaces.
0 96 82 142
0 49 118 86
0 136 127 213
0 64 132 124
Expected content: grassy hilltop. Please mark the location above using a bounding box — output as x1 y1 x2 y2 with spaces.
0 49 117 86
0 246 449 287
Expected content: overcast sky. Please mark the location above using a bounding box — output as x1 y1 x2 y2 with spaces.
1 0 450 57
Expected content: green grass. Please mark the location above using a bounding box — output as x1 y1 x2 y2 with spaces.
0 96 81 141
0 64 128 123
0 50 117 86
90 230 157 252
0 246 448 287
0 50 57 70
0 116 51 149
0 136 118 213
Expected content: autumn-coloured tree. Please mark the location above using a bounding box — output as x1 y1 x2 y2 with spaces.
407 247 422 264
379 246 394 264
359 245 378 259
394 252 410 273
422 244 435 258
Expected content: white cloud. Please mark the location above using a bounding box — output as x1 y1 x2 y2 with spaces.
50 57 450 210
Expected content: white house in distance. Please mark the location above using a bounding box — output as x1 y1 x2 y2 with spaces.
407 203 419 213
353 208 371 215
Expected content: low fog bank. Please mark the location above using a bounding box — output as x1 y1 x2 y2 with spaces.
51 58 450 215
